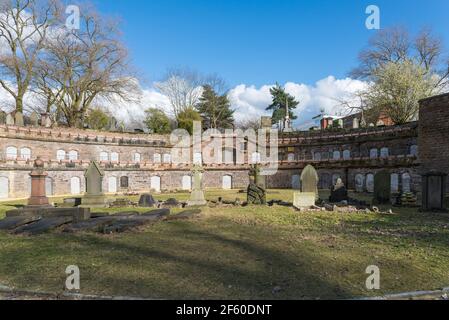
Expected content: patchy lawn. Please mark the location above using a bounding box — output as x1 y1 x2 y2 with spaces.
0 190 448 300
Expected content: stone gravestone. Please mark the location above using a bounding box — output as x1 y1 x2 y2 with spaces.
422 172 447 211
29 112 39 127
6 113 14 126
374 170 391 204
301 165 319 200
187 165 207 206
81 161 107 208
0 111 6 125
247 164 266 205
15 112 24 127
329 178 349 203
44 116 52 128
293 192 316 210
138 194 157 208
27 158 51 207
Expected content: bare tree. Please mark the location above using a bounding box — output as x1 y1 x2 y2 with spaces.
351 26 449 91
0 0 60 113
235 117 262 131
155 67 203 119
34 5 140 127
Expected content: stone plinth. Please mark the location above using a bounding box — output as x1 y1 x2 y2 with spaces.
293 192 316 210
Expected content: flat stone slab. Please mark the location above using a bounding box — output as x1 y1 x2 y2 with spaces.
0 216 42 231
13 217 74 235
166 209 202 221
102 210 170 234
63 217 119 233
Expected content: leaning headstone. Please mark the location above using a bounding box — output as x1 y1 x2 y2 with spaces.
6 113 14 126
293 192 316 210
187 165 207 206
14 112 24 127
81 161 107 208
138 194 157 207
301 165 319 200
329 178 349 203
0 111 6 124
29 112 39 127
374 170 391 204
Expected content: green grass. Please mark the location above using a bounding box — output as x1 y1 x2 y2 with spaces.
1 190 449 300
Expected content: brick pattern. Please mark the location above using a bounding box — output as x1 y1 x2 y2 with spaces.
419 93 449 175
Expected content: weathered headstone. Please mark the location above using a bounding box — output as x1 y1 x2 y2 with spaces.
6 113 14 126
14 112 24 127
247 164 266 205
29 112 39 127
81 161 107 208
187 165 207 206
293 192 316 210
374 170 391 204
329 178 349 203
138 194 157 207
353 117 360 129
44 116 52 128
301 165 319 199
355 174 365 193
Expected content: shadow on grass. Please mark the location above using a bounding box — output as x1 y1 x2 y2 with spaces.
0 220 353 300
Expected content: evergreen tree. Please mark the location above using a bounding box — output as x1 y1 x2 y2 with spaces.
266 83 299 124
145 108 172 134
177 107 202 135
196 85 235 130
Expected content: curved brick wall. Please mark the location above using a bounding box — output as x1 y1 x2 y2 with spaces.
0 122 419 199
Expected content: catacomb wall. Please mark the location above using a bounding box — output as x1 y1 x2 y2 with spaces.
0 122 420 199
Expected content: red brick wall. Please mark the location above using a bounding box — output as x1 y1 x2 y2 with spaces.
419 93 449 175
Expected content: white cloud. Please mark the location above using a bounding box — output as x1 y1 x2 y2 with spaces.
228 76 368 129
0 75 368 130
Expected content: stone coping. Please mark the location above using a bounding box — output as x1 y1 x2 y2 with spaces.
0 121 418 147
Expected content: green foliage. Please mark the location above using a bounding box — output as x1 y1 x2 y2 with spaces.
144 108 172 134
266 83 299 124
177 107 202 135
195 85 235 130
85 109 110 131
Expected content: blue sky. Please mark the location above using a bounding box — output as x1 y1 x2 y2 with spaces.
92 0 449 87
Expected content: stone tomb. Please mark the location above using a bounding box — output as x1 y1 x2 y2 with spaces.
293 192 316 210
